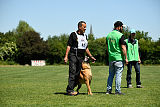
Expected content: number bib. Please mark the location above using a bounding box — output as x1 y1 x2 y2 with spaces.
75 32 88 49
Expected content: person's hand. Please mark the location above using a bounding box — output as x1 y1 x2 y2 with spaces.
64 56 68 64
138 59 141 64
125 58 128 65
90 56 96 63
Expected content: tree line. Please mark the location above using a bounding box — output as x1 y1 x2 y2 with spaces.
0 20 160 65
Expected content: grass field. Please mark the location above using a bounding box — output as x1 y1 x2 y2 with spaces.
0 65 160 107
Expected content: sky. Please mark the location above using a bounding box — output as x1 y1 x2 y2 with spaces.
0 0 160 40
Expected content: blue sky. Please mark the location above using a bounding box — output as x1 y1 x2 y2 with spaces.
0 0 160 40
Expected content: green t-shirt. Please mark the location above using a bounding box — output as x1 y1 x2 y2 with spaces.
125 39 139 61
106 30 124 61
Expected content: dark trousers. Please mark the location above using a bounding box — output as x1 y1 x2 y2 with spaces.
66 53 84 93
126 61 141 86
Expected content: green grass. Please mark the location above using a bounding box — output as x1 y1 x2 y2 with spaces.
0 65 160 107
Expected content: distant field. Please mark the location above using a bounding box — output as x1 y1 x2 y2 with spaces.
0 65 160 107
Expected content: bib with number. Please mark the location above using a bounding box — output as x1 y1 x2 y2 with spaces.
75 32 88 49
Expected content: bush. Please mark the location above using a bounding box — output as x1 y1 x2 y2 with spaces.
0 61 19 65
143 59 160 65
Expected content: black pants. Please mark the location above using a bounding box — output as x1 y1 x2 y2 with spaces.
126 61 141 86
66 53 84 93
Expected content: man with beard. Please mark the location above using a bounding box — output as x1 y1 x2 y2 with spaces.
106 21 128 95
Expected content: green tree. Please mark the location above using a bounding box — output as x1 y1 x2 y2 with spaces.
0 42 17 61
58 34 69 46
16 20 35 36
47 35 66 64
88 37 107 65
88 34 95 41
155 38 160 51
136 31 152 40
17 31 48 65
0 31 18 62
0 32 5 46
122 26 130 39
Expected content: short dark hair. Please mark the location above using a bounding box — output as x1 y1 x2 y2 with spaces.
78 21 86 28
114 21 123 28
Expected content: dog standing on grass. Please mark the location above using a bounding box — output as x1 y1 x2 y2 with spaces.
76 57 93 95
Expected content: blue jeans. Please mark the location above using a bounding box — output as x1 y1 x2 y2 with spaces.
126 61 141 86
107 61 124 93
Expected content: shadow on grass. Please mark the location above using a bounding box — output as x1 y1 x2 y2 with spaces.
54 92 87 96
92 92 115 95
112 86 128 88
54 91 116 95
54 92 68 95
121 86 128 88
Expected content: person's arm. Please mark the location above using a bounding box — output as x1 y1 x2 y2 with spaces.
120 35 128 64
121 44 128 64
64 46 70 63
138 53 141 64
138 42 141 64
86 48 96 62
64 33 73 63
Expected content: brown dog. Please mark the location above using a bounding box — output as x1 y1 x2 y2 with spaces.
76 61 93 95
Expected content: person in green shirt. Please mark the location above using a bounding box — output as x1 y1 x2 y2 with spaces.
106 21 128 95
125 29 143 88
